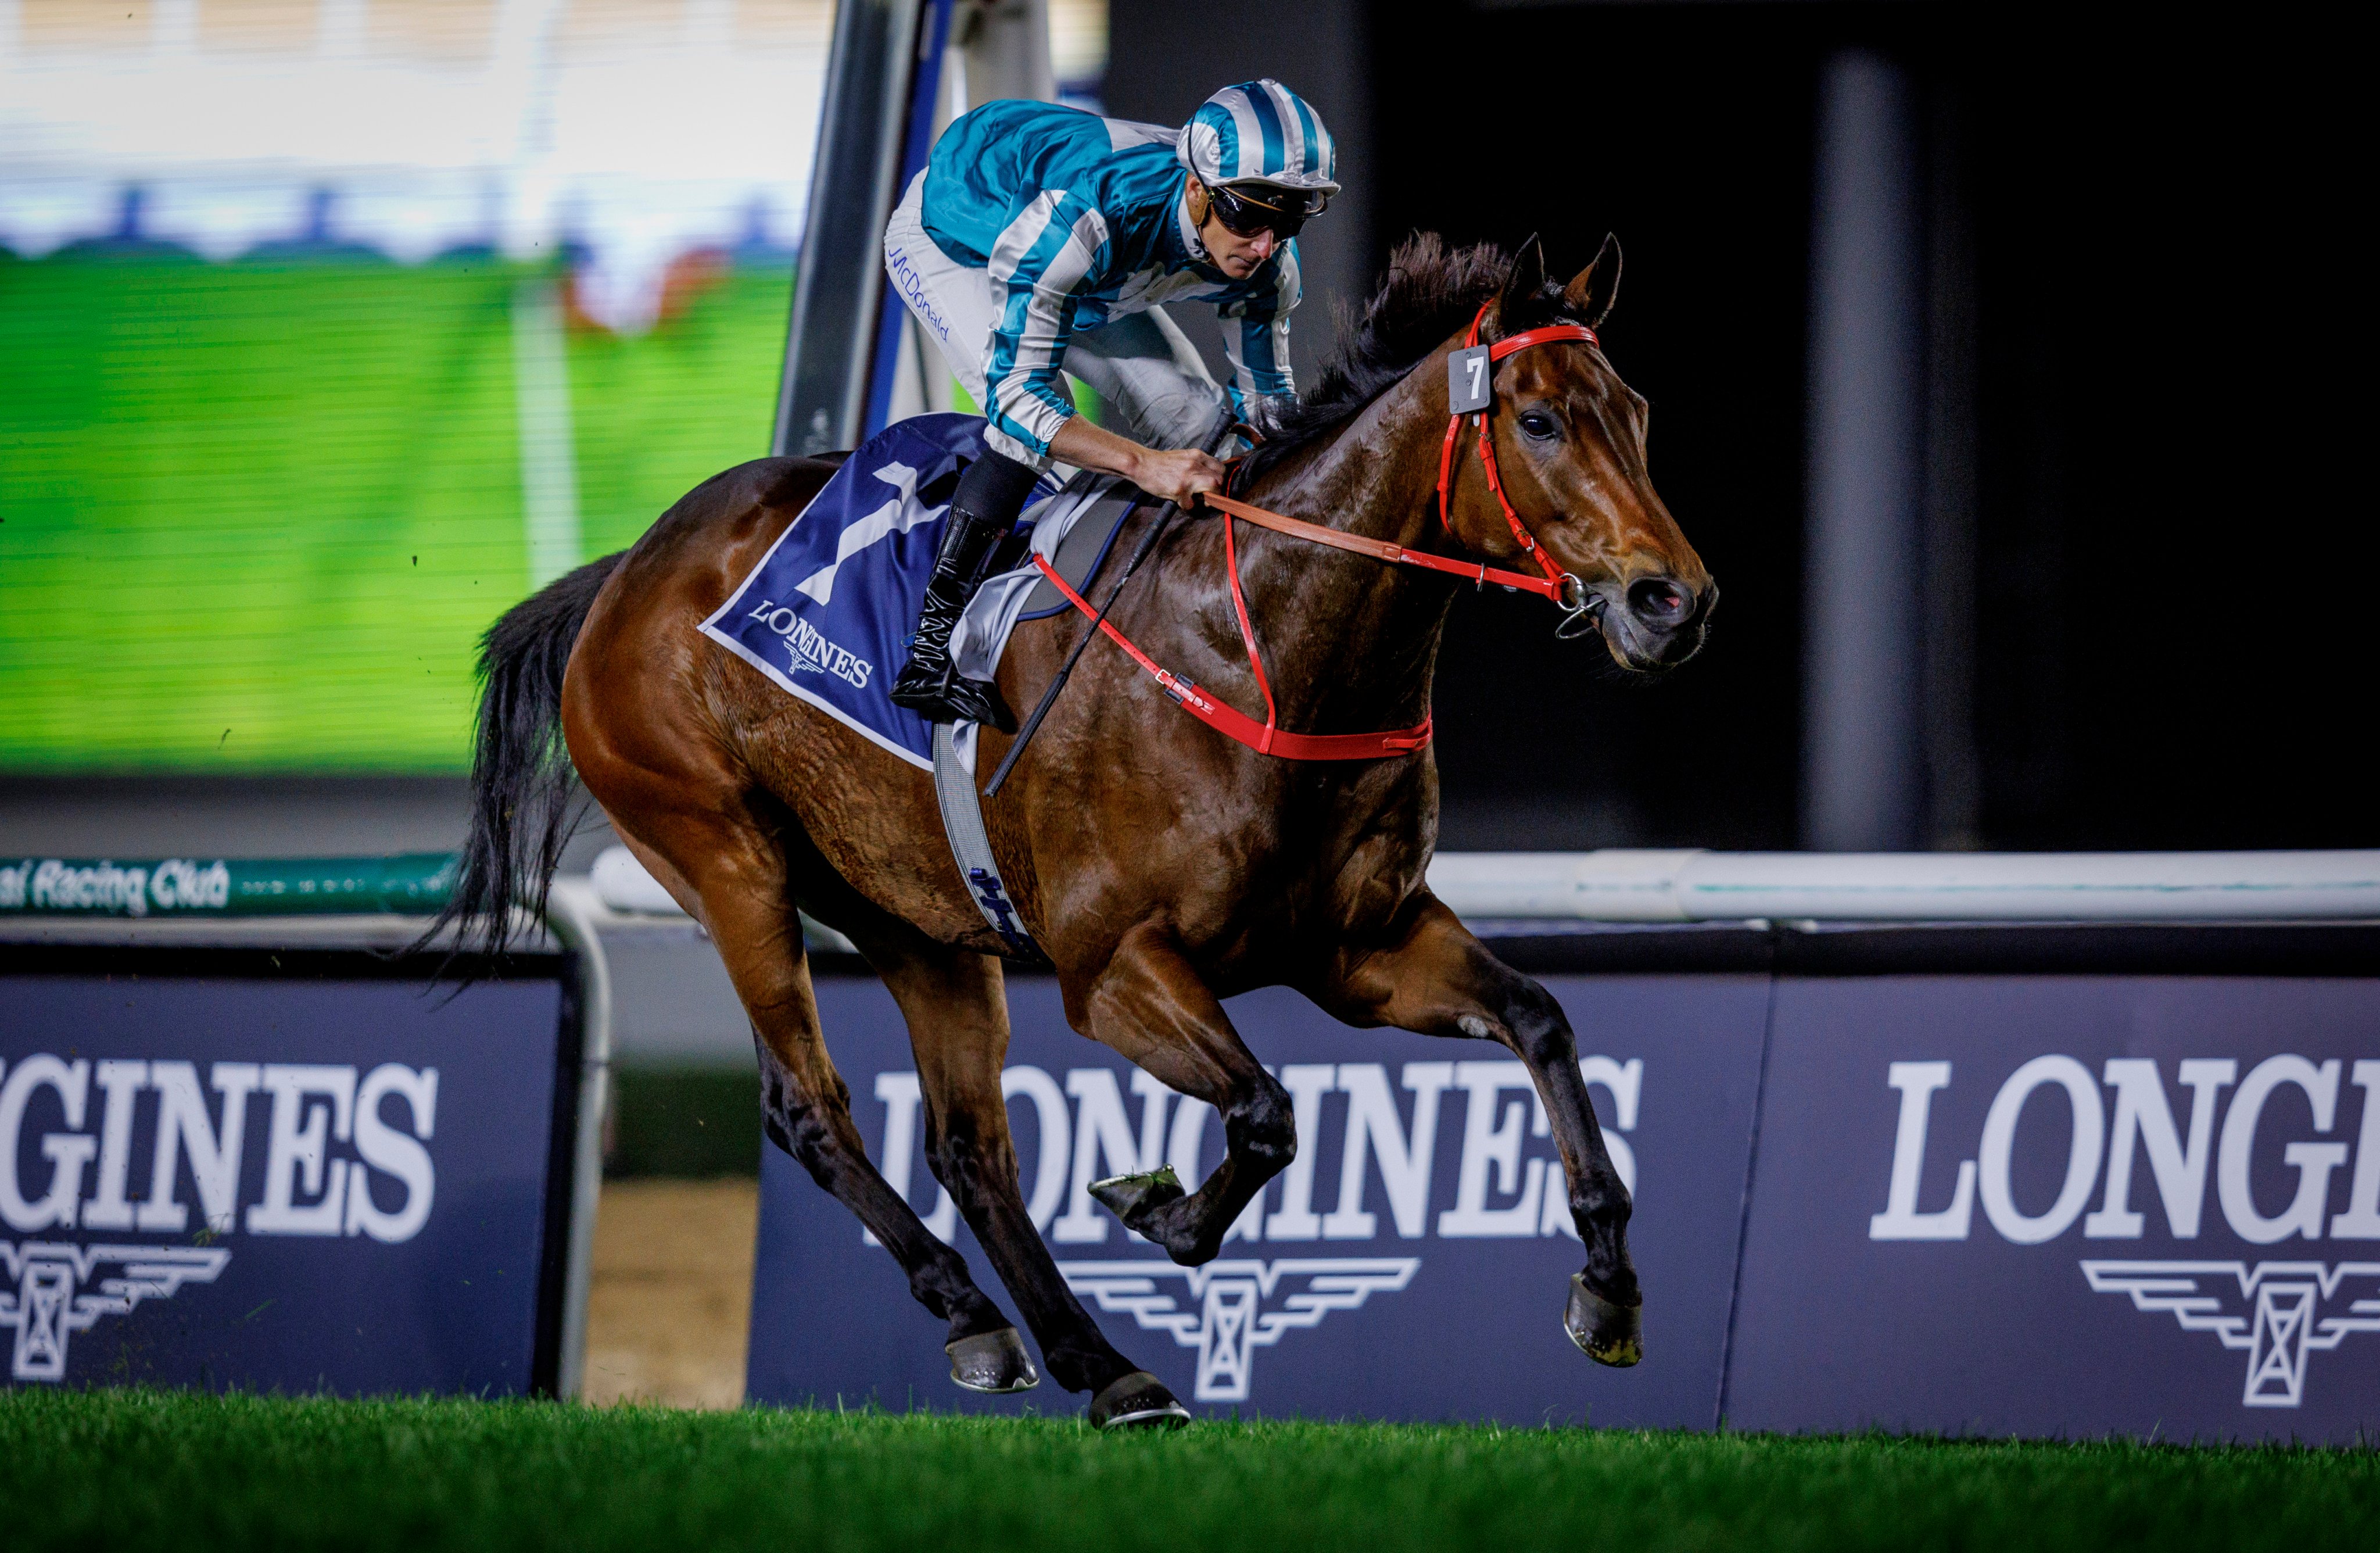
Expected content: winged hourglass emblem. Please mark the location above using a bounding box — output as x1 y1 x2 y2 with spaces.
2082 1259 2380 1407
2 1241 232 1382
1058 1257 1422 1403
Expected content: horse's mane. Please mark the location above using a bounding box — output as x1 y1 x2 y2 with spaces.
1239 232 1576 485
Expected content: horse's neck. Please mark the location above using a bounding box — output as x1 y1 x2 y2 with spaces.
1259 364 1450 549
1230 367 1453 728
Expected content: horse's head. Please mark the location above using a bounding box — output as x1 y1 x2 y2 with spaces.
1442 237 1715 672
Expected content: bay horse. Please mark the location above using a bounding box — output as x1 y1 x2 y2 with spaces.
432 234 1714 1427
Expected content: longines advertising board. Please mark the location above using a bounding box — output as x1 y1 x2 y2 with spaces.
1 945 583 1396
1727 971 2380 1443
752 929 2378 1440
748 974 1773 1428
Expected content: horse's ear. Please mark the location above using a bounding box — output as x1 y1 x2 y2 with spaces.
1494 234 1549 335
1564 232 1623 330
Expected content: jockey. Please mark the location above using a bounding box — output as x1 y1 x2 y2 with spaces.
881 78 1338 729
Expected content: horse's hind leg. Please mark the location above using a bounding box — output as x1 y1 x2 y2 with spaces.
622 806 1024 1372
825 906 1187 1426
1321 898 1643 1368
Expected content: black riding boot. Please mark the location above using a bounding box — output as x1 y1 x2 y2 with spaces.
888 450 1041 731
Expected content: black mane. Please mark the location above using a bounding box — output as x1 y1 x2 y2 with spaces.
1239 232 1576 485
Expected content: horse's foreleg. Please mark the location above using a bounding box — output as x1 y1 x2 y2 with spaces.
635 810 1019 1359
1077 922 1299 1268
1320 897 1644 1367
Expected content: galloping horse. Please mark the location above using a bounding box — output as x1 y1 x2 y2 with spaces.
432 234 1713 1426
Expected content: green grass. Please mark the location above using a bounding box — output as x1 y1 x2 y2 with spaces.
2 1390 2372 1552
0 249 788 773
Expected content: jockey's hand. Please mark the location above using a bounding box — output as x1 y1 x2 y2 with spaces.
1048 414 1227 507
1131 447 1230 507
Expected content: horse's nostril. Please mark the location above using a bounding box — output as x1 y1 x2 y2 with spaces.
1627 577 1690 625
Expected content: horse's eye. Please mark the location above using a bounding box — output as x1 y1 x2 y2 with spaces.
1519 411 1559 441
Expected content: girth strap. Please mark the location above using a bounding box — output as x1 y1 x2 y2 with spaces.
931 723 1044 958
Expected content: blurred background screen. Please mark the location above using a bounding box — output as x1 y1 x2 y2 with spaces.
0 0 1106 774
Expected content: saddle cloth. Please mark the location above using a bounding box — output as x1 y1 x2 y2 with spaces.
698 413 1145 771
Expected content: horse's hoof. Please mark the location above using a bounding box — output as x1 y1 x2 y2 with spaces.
1087 1370 1190 1430
946 1327 1040 1393
1565 1271 1643 1368
1089 1165 1185 1230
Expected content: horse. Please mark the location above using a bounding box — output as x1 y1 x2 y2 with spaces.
430 232 1714 1427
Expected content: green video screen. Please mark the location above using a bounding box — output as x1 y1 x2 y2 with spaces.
0 250 791 773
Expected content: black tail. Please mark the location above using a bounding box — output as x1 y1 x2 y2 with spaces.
413 552 628 967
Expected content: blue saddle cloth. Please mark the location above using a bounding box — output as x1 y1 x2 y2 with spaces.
699 414 1060 771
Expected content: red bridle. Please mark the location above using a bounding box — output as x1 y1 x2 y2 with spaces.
1437 301 1600 621
1028 302 1604 760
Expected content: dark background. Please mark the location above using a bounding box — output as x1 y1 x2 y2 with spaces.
1112 1 2368 852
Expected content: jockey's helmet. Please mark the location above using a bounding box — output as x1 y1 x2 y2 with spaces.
1178 80 1340 209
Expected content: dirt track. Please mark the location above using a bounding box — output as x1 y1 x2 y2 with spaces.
582 1180 757 1409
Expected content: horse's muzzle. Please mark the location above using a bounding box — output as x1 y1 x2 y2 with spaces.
1594 574 1715 670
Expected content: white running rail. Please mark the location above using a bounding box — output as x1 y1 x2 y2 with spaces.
592 844 2380 924
1423 850 2380 922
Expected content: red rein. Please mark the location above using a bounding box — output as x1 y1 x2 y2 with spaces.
1033 302 1598 762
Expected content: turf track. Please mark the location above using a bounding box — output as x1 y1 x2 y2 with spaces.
4 1390 2373 1552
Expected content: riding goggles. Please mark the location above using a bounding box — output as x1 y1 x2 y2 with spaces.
1203 180 1327 240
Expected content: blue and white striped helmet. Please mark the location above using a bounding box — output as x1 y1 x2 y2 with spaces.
1178 79 1340 198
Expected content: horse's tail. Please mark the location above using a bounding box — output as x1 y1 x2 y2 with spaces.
412 551 626 968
